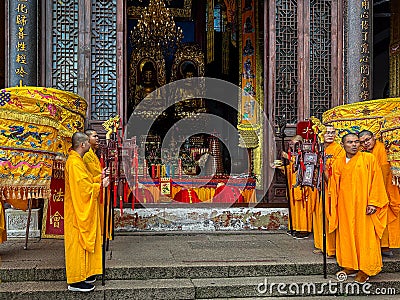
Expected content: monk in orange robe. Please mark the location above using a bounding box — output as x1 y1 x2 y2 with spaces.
313 125 344 256
359 130 400 256
283 135 315 239
64 132 109 292
329 133 388 283
83 129 112 240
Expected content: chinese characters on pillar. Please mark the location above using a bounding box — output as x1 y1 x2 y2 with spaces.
359 0 370 101
8 0 37 87
15 0 28 84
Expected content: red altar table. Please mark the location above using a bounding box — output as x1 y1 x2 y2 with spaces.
132 177 256 204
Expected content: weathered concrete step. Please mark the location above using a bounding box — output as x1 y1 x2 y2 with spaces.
193 272 400 298
1 273 399 299
210 297 400 300
2 258 400 283
0 279 194 300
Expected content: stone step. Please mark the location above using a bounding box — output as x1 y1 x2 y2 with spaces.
1 273 399 299
2 257 400 283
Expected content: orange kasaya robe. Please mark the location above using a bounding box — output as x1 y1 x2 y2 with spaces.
371 140 400 248
328 151 388 276
83 147 112 240
313 142 344 255
286 160 316 232
64 150 102 284
0 200 6 243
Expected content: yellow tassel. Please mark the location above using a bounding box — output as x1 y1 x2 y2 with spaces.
12 187 16 199
23 188 27 201
17 188 21 200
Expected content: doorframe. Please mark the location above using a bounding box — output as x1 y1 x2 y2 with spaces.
117 0 127 127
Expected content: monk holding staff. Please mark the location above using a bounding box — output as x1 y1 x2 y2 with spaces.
64 132 109 292
313 125 343 257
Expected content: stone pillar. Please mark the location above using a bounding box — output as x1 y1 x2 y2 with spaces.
7 0 38 87
346 0 372 103
389 0 400 97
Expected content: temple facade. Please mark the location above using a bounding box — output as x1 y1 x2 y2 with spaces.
1 0 399 231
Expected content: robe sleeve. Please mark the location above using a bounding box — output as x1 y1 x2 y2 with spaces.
83 149 102 183
69 161 100 253
367 155 389 238
381 164 400 223
327 162 339 233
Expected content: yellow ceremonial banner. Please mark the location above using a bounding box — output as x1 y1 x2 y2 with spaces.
322 97 400 139
322 97 400 185
381 113 400 184
0 116 59 152
0 87 86 214
0 87 86 143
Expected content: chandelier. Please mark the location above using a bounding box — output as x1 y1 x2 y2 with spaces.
131 0 183 55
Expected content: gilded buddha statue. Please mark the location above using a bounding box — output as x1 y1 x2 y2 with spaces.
175 62 205 117
133 61 160 107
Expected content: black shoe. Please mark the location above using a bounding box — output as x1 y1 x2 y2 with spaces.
286 230 296 237
294 232 310 240
382 251 394 257
85 275 97 284
68 281 95 292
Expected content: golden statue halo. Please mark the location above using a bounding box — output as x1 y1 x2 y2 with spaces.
179 60 197 77
139 58 156 73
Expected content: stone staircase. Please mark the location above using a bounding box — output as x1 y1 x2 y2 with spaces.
0 234 400 299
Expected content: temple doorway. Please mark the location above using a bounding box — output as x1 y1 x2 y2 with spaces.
125 0 252 202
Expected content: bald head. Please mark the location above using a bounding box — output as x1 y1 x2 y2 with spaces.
85 129 99 150
341 133 360 158
341 133 358 144
358 129 376 151
85 129 96 137
323 125 336 145
72 132 89 150
325 124 335 131
358 130 373 139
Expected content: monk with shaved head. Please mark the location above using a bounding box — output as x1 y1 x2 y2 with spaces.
328 133 388 283
359 130 400 257
64 132 109 292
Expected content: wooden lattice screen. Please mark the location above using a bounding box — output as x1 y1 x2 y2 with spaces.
272 0 336 124
46 0 118 124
